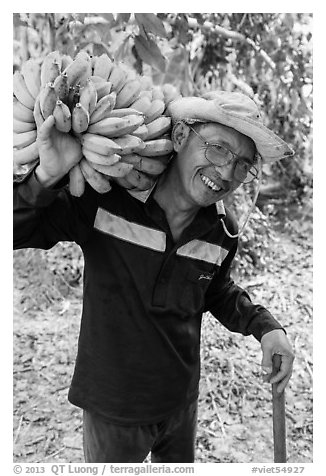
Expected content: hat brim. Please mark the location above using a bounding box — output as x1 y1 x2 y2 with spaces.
168 97 294 163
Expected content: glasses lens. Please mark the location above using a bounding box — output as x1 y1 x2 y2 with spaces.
234 161 258 183
205 144 232 166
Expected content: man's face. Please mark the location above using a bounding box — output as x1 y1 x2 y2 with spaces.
173 122 257 208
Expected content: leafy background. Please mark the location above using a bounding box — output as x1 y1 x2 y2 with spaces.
13 13 313 463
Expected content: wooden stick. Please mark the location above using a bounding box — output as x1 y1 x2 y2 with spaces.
272 354 287 463
13 415 24 445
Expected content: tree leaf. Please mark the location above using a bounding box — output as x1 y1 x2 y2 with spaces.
135 13 167 38
13 13 28 28
114 35 131 62
138 23 148 40
93 23 112 44
134 35 166 72
110 30 130 60
96 13 115 24
74 13 86 23
116 13 131 24
92 42 111 57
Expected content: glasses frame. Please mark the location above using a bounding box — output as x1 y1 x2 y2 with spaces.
187 123 260 183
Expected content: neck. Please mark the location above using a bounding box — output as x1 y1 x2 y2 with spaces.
154 165 200 241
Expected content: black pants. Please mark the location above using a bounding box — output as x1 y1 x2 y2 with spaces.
83 400 198 463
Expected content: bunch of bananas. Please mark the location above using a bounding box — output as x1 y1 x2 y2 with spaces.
13 50 183 195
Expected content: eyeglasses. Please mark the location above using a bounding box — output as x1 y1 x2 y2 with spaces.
187 124 259 184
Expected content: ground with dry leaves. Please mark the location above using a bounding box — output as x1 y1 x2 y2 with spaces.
13 204 313 463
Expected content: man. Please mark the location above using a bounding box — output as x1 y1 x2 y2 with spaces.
13 90 295 463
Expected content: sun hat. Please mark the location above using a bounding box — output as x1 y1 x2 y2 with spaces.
168 91 294 163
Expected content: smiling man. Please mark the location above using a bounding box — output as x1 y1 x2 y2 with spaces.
13 90 295 463
154 120 257 240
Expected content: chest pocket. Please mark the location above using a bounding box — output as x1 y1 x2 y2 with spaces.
176 239 228 318
179 265 216 318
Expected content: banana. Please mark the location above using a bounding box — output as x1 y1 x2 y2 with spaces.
53 72 69 102
115 79 142 109
80 158 112 194
168 94 182 107
141 138 174 157
105 107 143 118
39 82 57 119
107 64 127 93
63 56 91 88
162 83 182 105
93 81 112 101
89 92 117 124
13 71 35 110
75 50 92 64
89 75 106 84
13 140 38 165
138 90 153 101
145 116 172 141
119 169 156 191
93 54 114 80
79 78 98 115
13 130 37 149
33 95 43 129
151 85 165 101
13 160 39 176
21 59 41 99
83 147 121 166
72 102 90 133
13 96 35 123
113 135 145 155
88 115 144 138
13 118 36 133
121 153 169 176
53 99 72 133
69 163 86 197
119 62 138 82
131 124 149 141
88 160 133 177
139 75 153 90
40 51 62 87
81 133 122 156
48 50 62 66
130 96 152 115
78 67 93 88
144 99 165 124
60 54 73 71
111 176 134 189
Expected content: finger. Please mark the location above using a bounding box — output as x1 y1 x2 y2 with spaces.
37 115 55 146
261 351 273 377
270 355 294 384
33 95 44 129
262 373 272 383
275 371 292 393
270 368 290 386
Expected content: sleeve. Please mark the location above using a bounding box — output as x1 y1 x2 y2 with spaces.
13 166 99 250
204 240 285 342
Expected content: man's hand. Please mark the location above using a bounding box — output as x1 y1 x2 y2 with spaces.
260 329 294 393
34 96 83 187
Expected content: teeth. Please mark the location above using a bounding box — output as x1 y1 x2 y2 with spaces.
201 174 221 192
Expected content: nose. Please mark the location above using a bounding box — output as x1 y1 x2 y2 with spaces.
214 161 234 182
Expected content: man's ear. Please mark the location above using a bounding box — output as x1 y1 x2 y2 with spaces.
172 121 190 152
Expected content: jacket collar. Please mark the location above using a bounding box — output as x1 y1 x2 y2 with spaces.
127 183 225 218
127 184 156 203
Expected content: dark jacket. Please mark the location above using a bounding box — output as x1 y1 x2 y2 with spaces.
13 169 284 425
